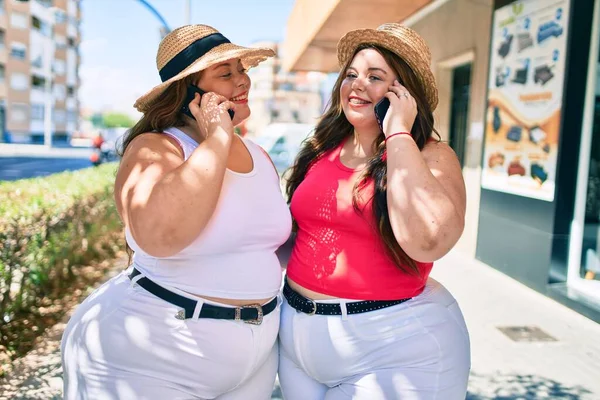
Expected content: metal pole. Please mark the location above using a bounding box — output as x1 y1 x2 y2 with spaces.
44 9 57 148
185 0 191 25
136 0 171 33
43 43 53 148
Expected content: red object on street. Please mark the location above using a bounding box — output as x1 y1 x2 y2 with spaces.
90 152 100 164
92 135 104 149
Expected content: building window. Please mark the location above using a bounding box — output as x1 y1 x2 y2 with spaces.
0 64 5 83
53 83 66 100
0 30 5 50
55 34 67 50
0 0 5 16
10 103 28 123
68 37 76 47
31 55 43 68
10 73 28 90
30 103 44 121
67 0 77 16
54 109 66 124
10 42 26 60
54 59 66 75
32 16 52 37
54 9 66 24
67 110 77 122
31 75 46 90
67 85 75 96
10 12 28 29
35 0 52 7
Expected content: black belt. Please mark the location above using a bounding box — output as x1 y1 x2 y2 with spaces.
283 280 411 316
128 268 277 325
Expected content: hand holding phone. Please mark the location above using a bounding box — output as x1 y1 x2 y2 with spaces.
181 85 235 120
374 97 390 133
374 81 417 136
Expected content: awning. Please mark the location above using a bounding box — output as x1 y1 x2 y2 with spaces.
282 0 434 72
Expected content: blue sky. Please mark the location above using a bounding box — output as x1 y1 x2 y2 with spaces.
79 0 295 117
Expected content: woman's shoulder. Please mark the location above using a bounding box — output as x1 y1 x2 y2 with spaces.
422 139 457 162
123 132 185 161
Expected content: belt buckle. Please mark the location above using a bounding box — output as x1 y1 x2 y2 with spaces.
235 304 263 325
306 299 318 316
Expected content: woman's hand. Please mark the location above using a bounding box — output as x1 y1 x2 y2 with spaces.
189 92 236 139
382 80 418 137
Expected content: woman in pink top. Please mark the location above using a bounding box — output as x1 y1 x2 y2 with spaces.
279 24 470 399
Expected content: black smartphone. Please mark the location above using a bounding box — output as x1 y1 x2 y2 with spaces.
374 97 390 133
181 85 235 120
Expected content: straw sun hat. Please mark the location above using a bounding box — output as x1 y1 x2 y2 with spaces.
337 23 438 111
134 24 275 112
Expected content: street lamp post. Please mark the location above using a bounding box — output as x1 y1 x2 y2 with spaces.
136 0 171 34
43 7 59 148
43 40 53 148
184 0 191 25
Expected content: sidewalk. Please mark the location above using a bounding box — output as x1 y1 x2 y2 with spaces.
0 144 92 159
432 251 600 399
1 249 599 399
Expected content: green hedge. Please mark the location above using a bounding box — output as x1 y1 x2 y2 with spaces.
0 163 124 352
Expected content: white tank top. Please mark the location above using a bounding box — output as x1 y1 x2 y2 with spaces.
125 127 292 299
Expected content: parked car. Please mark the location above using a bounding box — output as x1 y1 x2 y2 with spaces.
254 123 314 173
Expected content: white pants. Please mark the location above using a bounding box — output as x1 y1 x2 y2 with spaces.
278 278 471 400
61 271 280 399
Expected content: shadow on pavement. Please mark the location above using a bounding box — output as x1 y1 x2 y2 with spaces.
466 372 593 399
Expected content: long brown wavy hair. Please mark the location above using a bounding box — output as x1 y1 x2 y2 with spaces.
286 44 439 275
118 72 201 156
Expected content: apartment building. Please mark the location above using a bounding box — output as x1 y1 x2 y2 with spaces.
0 0 81 144
246 40 325 137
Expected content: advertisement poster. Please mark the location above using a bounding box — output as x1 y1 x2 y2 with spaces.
481 0 570 201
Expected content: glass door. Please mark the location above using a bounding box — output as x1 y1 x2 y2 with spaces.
568 0 600 299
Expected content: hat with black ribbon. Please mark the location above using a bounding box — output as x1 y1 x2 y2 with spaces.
134 24 275 112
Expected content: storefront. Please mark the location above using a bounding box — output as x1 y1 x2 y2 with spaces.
476 0 600 322
282 0 600 321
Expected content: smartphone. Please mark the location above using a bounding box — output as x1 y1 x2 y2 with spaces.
374 97 390 133
181 85 235 120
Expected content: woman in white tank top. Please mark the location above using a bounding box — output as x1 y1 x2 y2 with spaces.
61 25 292 399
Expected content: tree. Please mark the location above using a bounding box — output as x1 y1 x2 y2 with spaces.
90 113 104 128
102 112 135 128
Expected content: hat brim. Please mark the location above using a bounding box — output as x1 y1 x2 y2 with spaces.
134 43 275 113
337 28 438 111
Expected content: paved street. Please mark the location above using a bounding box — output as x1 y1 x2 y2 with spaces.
0 157 94 181
1 248 599 399
0 143 97 182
